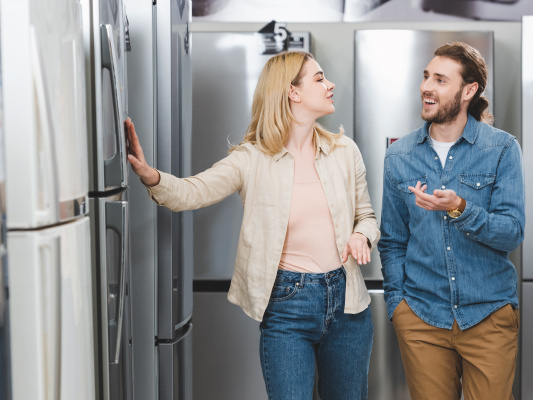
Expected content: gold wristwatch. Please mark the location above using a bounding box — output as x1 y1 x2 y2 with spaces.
447 197 466 219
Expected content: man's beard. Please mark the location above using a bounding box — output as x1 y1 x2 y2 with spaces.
421 87 462 124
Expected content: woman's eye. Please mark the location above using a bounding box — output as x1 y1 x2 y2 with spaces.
318 78 324 82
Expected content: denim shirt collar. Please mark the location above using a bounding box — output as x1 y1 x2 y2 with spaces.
418 113 480 146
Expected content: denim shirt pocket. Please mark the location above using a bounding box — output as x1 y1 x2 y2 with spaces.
396 175 429 222
458 173 496 210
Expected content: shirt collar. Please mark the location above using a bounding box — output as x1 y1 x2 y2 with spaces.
272 129 330 161
418 113 480 145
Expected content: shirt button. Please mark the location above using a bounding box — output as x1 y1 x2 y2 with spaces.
466 233 470 236
441 185 445 189
447 246 451 250
476 182 480 187
449 156 453 159
443 216 447 220
454 305 458 309
451 277 455 281
434 156 438 160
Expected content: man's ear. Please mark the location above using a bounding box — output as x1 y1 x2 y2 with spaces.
288 85 301 103
463 82 479 102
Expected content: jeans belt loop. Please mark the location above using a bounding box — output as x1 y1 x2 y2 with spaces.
299 273 305 288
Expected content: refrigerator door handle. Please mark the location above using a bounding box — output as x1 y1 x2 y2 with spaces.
38 235 62 400
30 26 60 224
106 201 129 365
100 24 128 188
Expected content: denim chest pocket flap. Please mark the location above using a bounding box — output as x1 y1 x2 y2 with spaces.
396 175 429 222
458 174 495 189
396 175 428 193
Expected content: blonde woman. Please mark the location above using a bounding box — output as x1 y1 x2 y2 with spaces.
126 51 379 400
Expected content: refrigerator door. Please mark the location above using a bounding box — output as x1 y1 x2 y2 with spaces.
1 0 89 229
190 31 310 280
354 29 494 279
159 323 193 400
156 0 193 340
90 195 132 400
82 0 129 193
7 217 95 400
523 16 533 281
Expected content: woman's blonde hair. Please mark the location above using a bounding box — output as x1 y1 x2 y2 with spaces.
231 51 343 155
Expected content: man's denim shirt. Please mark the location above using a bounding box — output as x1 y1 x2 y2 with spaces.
378 114 525 330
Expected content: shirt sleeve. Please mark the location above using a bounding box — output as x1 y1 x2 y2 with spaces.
351 144 380 249
450 138 525 252
144 145 249 212
377 155 410 320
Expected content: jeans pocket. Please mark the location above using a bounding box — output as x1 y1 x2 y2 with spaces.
269 282 299 302
506 304 520 332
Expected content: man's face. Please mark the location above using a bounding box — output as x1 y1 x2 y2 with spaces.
420 56 466 124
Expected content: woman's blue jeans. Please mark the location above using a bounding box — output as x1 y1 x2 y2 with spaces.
259 266 373 400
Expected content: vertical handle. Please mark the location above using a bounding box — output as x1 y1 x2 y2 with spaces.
38 236 61 400
106 201 128 365
100 24 128 188
29 26 60 224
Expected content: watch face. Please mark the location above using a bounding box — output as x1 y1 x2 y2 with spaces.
448 210 462 218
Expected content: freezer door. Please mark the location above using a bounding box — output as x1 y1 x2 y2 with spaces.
522 16 533 280
82 0 129 193
7 217 96 400
354 29 494 279
90 196 132 400
1 0 89 229
522 283 533 400
156 0 193 339
190 31 310 280
159 323 193 400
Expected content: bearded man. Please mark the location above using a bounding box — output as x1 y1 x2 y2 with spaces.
378 42 525 400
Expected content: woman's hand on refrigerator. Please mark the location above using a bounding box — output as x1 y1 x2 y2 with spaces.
341 233 371 265
125 118 160 186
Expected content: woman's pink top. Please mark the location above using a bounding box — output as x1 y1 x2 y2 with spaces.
279 149 342 273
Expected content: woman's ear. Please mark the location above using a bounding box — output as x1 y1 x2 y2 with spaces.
288 85 301 103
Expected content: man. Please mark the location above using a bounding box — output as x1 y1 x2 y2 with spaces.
378 42 525 400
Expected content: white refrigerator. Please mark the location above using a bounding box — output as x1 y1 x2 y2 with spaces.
0 0 96 399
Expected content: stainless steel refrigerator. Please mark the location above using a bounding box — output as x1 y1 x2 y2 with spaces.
81 0 132 398
126 0 194 398
190 30 310 400
521 15 533 400
0 23 9 400
354 29 494 399
1 0 96 398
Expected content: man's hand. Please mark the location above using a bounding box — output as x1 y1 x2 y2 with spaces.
408 181 462 211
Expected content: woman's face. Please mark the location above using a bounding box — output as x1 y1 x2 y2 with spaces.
293 59 336 118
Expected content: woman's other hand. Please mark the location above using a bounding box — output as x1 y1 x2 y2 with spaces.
341 233 371 266
125 118 160 186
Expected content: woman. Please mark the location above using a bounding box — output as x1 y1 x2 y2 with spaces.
126 51 379 400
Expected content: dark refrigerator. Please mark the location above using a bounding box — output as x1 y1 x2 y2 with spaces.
81 0 133 398
126 0 193 398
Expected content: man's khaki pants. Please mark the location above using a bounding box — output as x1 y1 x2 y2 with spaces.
392 300 519 400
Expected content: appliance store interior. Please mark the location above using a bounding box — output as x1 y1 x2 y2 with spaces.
1 0 532 399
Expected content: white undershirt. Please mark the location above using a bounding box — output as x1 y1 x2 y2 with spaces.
429 136 455 168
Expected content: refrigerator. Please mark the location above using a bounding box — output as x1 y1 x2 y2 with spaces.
354 29 495 399
0 0 96 399
521 15 533 400
126 0 194 398
417 0 533 21
0 23 9 400
190 30 310 400
80 0 132 398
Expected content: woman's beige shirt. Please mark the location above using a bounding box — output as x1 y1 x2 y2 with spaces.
146 134 380 322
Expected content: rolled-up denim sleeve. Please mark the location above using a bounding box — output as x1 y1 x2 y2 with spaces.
378 156 410 320
450 138 525 252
